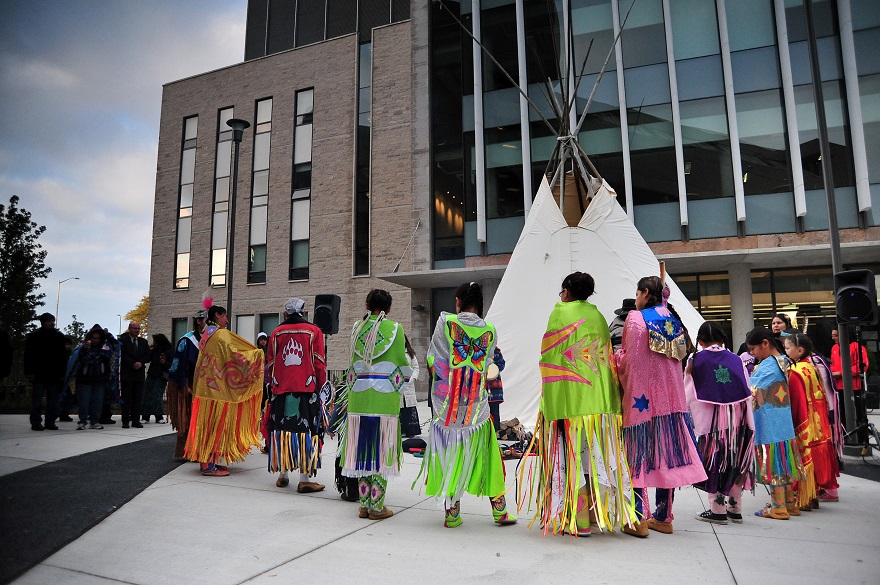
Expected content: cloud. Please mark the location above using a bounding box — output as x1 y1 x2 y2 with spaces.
0 0 247 333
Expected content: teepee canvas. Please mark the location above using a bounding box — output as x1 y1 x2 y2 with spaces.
485 176 704 426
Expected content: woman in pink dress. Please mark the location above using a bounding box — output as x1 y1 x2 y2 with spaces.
616 276 707 537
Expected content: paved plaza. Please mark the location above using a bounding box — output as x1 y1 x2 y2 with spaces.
2 406 878 585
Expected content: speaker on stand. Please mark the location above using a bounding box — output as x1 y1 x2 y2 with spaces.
313 294 341 336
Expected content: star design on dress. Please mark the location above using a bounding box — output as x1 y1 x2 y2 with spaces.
633 394 650 412
774 387 787 403
714 365 731 384
664 320 675 336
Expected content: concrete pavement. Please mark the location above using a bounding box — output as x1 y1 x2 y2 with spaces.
3 407 879 585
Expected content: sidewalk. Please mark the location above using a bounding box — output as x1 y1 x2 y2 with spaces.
3 407 880 585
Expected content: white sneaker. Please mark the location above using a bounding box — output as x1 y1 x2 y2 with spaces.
89 423 104 430
76 423 86 430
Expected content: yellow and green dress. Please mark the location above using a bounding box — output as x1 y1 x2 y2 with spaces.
415 311 515 527
520 300 636 536
340 313 412 513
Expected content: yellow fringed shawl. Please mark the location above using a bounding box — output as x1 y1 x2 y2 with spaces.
184 329 264 464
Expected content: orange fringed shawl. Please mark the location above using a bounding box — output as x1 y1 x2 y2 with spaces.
184 329 265 464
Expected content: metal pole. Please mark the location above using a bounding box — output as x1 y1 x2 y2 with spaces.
804 0 856 437
226 119 250 326
55 276 79 326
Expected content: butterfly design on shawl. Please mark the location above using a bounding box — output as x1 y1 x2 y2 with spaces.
447 321 494 371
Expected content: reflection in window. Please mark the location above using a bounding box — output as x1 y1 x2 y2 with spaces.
723 0 776 52
735 89 792 197
291 89 313 280
249 99 272 284
211 108 233 286
175 115 197 289
619 0 668 68
669 0 720 60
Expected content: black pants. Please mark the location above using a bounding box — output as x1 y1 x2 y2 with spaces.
31 381 60 426
121 378 144 424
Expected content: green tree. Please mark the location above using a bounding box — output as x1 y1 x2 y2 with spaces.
64 314 87 342
124 295 150 338
0 196 50 339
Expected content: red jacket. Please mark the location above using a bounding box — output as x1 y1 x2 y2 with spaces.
267 316 326 394
830 341 869 391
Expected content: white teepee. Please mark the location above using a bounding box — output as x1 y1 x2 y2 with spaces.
485 176 704 427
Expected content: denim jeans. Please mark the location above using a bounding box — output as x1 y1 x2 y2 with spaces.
77 383 105 425
30 381 60 426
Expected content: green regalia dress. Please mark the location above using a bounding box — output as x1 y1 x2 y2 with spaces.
519 300 636 535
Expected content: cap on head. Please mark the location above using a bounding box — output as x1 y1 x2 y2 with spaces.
284 298 306 315
194 309 208 319
257 332 268 340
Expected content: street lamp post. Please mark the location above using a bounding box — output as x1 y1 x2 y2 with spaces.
225 118 250 326
55 276 79 326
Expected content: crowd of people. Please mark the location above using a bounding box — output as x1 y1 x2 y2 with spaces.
21 274 870 538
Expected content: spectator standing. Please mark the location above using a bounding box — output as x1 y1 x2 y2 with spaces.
609 298 636 353
142 333 172 423
69 326 113 430
830 328 869 393
119 321 150 429
167 310 207 460
23 313 68 431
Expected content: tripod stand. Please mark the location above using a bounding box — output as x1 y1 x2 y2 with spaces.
843 326 876 458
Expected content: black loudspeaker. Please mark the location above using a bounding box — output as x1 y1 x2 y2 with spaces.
835 270 878 325
313 294 341 335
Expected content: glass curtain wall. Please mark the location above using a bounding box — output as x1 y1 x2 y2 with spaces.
621 0 680 242
785 0 859 231
851 0 880 225
670 0 736 239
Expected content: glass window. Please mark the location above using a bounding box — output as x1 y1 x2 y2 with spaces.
184 117 198 140
724 0 776 52
860 74 880 182
176 216 191 253
676 56 724 101
572 0 615 75
175 252 190 288
180 149 195 185
294 125 313 165
793 81 855 191
735 89 792 197
256 99 272 125
670 0 720 59
250 205 268 245
629 103 678 205
172 318 188 344
253 170 269 197
179 184 193 209
619 0 667 68
481 4 518 92
327 0 357 38
291 199 310 239
260 313 280 335
212 212 228 249
215 140 232 177
211 249 226 286
851 0 880 31
249 245 267 283
624 64 671 107
731 46 781 93
289 240 310 280
236 315 256 343
680 96 734 199
854 29 880 76
254 133 271 171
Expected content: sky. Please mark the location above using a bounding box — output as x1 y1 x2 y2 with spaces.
0 0 247 336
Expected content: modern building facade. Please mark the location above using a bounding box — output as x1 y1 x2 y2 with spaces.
149 0 879 375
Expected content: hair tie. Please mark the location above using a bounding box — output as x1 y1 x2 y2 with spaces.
661 284 671 306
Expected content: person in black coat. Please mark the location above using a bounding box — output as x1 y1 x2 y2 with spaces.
23 313 68 431
119 321 150 428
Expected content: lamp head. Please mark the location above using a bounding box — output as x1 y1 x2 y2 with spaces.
226 118 250 143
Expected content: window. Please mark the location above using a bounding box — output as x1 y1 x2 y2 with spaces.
211 107 233 286
354 44 371 275
291 89 313 280
175 116 197 289
171 318 189 344
260 313 280 335
236 315 256 344
249 98 272 284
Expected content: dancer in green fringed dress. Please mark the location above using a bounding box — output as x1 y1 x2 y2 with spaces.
520 272 636 537
340 290 412 520
415 282 516 528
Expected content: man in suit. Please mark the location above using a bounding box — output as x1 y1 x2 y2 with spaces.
120 321 150 428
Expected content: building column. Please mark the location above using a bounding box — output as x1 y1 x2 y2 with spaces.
728 263 754 348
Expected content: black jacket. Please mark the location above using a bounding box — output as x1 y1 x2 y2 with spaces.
23 326 68 383
119 334 151 382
